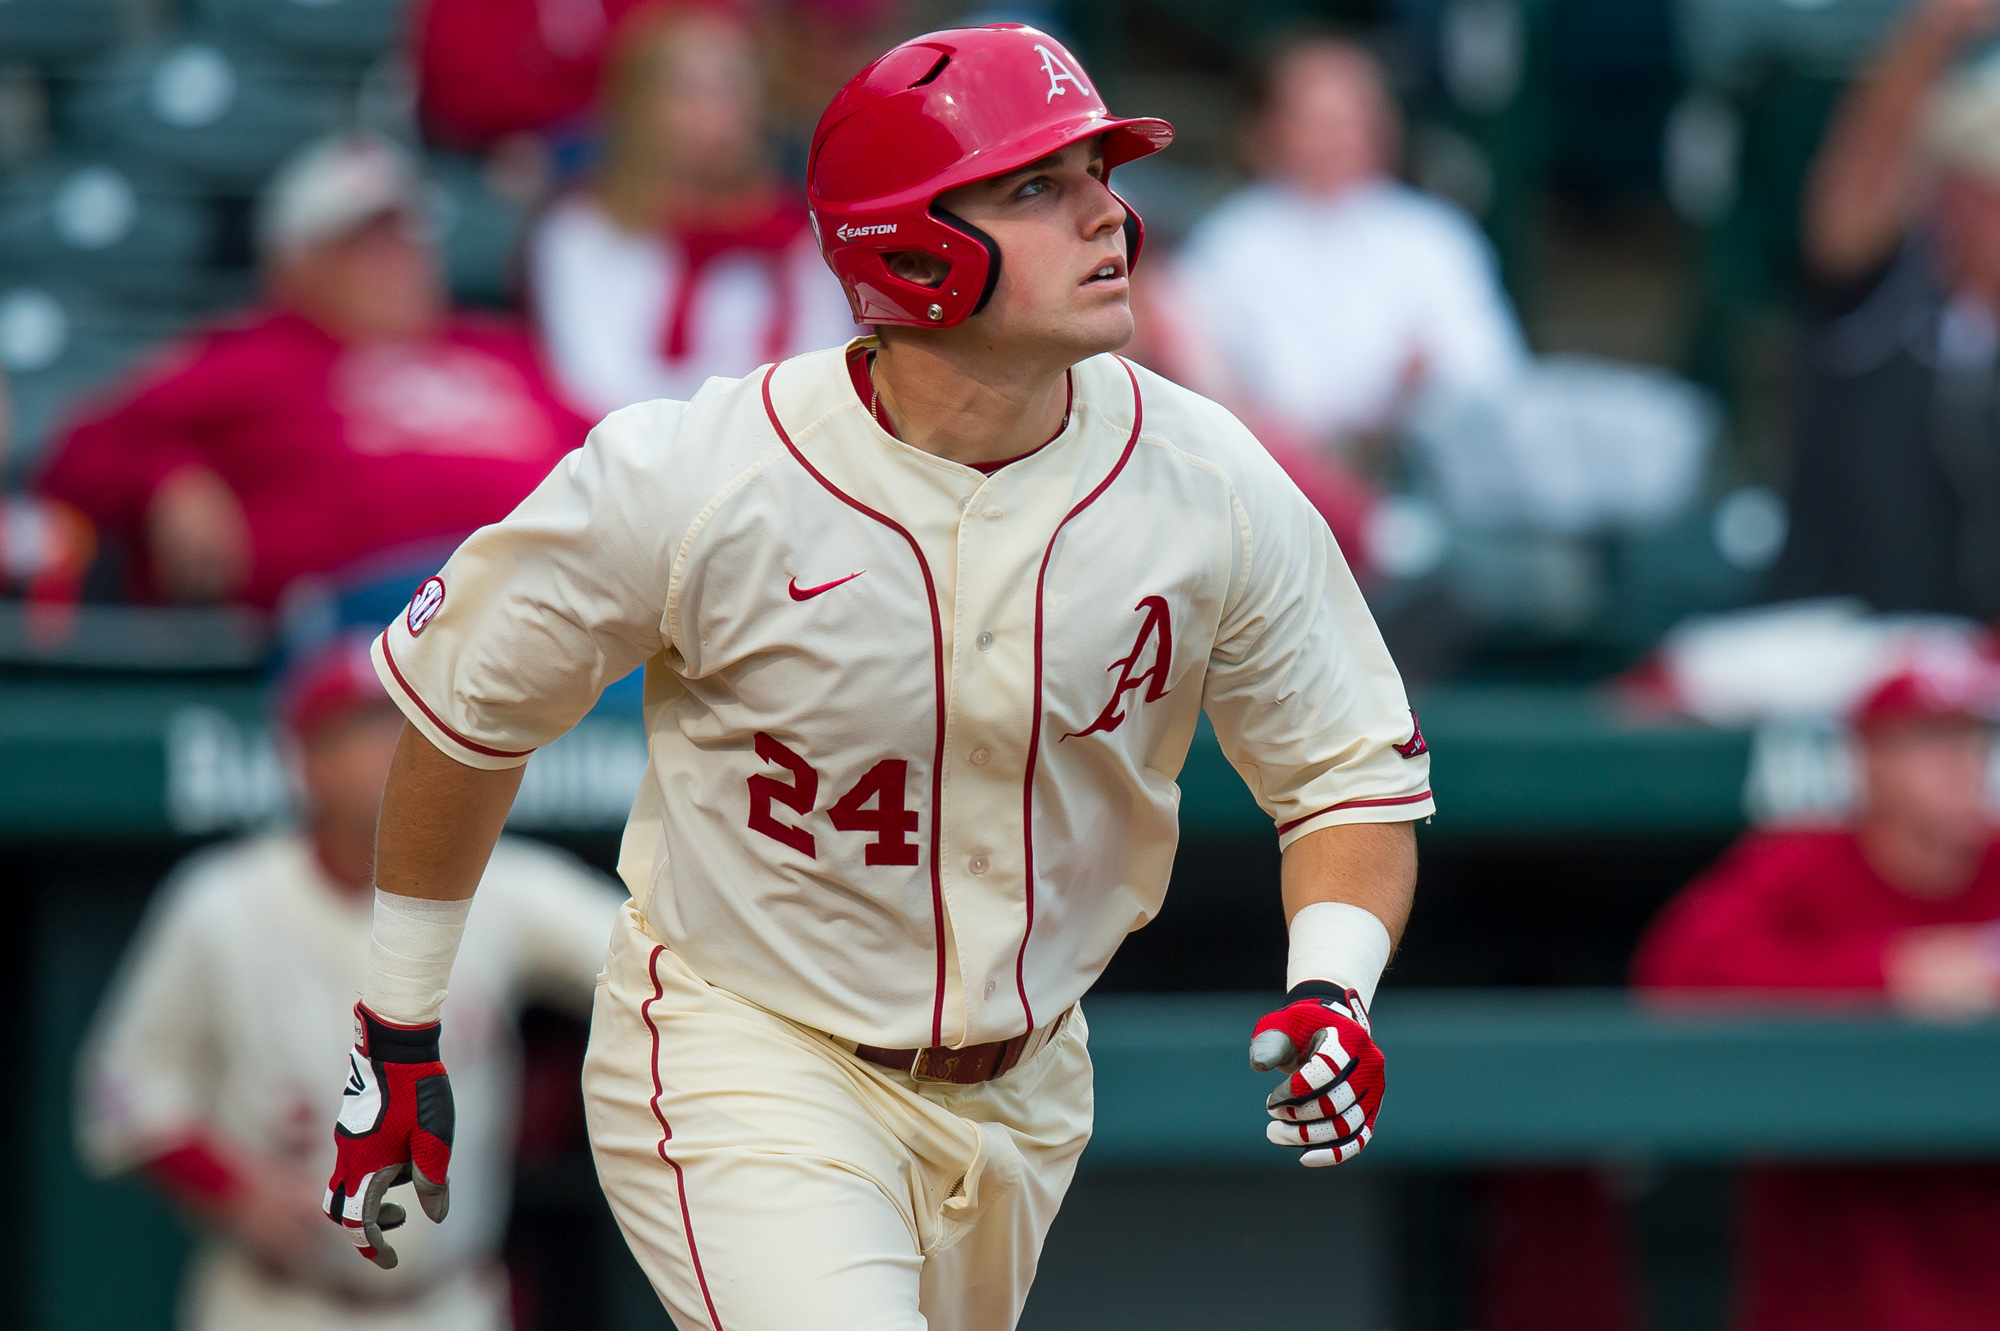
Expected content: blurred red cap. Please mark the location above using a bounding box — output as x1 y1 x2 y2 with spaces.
1852 650 2000 732
278 633 390 741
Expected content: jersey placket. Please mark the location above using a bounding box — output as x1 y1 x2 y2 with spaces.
936 398 1125 1045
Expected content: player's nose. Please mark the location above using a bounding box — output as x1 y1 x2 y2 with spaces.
1079 172 1126 243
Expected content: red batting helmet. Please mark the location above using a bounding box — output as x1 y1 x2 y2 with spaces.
807 23 1174 328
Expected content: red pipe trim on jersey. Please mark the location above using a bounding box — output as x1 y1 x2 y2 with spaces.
760 364 952 1048
642 945 728 1331
1017 357 1147 1034
1275 790 1434 835
377 634 535 759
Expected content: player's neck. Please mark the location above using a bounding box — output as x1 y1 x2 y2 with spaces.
1857 809 1987 900
869 334 1074 467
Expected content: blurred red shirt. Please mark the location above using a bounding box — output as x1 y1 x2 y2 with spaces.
413 0 647 146
1635 829 2000 1331
38 310 590 609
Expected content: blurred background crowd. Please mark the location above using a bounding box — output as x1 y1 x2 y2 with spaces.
6 0 2000 1328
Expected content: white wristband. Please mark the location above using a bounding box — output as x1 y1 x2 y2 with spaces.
1285 901 1394 1008
362 890 472 1026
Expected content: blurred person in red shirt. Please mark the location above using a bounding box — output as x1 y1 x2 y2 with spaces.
413 0 650 150
525 1 856 418
35 135 591 610
1635 651 2000 1331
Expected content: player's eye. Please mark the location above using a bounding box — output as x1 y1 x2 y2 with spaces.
1013 176 1054 201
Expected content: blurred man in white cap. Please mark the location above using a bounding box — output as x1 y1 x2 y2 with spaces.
77 632 623 1330
36 134 592 610
1774 0 2000 619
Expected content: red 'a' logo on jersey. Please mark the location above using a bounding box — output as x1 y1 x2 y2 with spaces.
1063 596 1173 741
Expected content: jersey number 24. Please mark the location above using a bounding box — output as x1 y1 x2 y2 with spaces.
747 731 919 865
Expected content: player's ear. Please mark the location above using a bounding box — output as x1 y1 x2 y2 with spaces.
884 252 949 288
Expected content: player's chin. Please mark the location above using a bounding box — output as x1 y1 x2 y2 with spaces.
1057 301 1135 356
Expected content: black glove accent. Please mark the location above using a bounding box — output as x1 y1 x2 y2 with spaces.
360 1009 443 1063
415 1073 456 1146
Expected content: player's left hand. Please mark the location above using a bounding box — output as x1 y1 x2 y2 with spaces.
1248 983 1384 1167
322 1003 454 1269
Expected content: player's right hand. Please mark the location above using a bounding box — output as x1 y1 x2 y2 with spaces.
323 1003 454 1269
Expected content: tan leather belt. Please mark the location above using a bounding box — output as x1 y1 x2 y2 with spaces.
854 1009 1069 1085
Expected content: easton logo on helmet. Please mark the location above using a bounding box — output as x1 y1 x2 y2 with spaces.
1036 44 1089 101
835 222 898 241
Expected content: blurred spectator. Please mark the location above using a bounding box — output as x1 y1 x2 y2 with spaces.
1171 36 1529 454
413 0 650 150
77 633 623 1331
526 2 856 417
1774 0 2000 619
1636 650 2000 1331
765 0 903 180
35 135 590 610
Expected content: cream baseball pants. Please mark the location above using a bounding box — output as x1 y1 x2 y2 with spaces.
583 903 1093 1330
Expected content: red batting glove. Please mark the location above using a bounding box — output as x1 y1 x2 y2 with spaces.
323 1003 454 1269
1248 983 1385 1166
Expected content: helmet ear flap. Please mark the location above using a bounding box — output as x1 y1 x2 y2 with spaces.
1113 187 1145 271
930 207 1002 317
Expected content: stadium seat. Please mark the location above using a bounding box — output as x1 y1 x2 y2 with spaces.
425 153 530 310
61 38 356 188
0 0 125 65
0 159 223 306
0 284 176 480
191 0 406 66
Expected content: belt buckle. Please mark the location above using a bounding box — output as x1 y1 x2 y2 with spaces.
908 1046 964 1084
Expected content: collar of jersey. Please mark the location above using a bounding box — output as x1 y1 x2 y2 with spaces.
772 336 1090 479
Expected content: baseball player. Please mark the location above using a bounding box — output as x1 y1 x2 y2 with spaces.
80 633 624 1329
324 24 1433 1330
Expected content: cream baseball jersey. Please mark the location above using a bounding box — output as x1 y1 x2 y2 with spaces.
372 339 1432 1050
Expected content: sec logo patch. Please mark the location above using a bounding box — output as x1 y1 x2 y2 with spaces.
407 577 446 636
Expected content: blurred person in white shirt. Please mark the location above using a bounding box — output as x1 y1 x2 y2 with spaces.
526 1 857 418
1171 36 1528 453
76 633 623 1331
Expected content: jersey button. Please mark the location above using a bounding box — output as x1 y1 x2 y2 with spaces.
984 980 998 1000
958 495 972 511
968 855 990 875
970 747 990 765
976 631 993 651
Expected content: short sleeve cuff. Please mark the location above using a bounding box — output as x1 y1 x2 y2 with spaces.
1274 790 1435 851
372 632 536 771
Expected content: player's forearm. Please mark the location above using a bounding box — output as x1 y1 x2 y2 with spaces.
362 724 524 1025
1277 821 1418 1005
1281 820 1417 938
375 722 524 902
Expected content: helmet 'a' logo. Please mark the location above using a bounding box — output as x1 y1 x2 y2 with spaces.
1036 44 1089 103
835 222 898 241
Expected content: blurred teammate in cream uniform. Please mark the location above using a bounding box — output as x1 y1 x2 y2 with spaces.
78 635 622 1330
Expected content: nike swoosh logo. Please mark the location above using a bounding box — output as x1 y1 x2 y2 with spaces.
788 571 865 601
